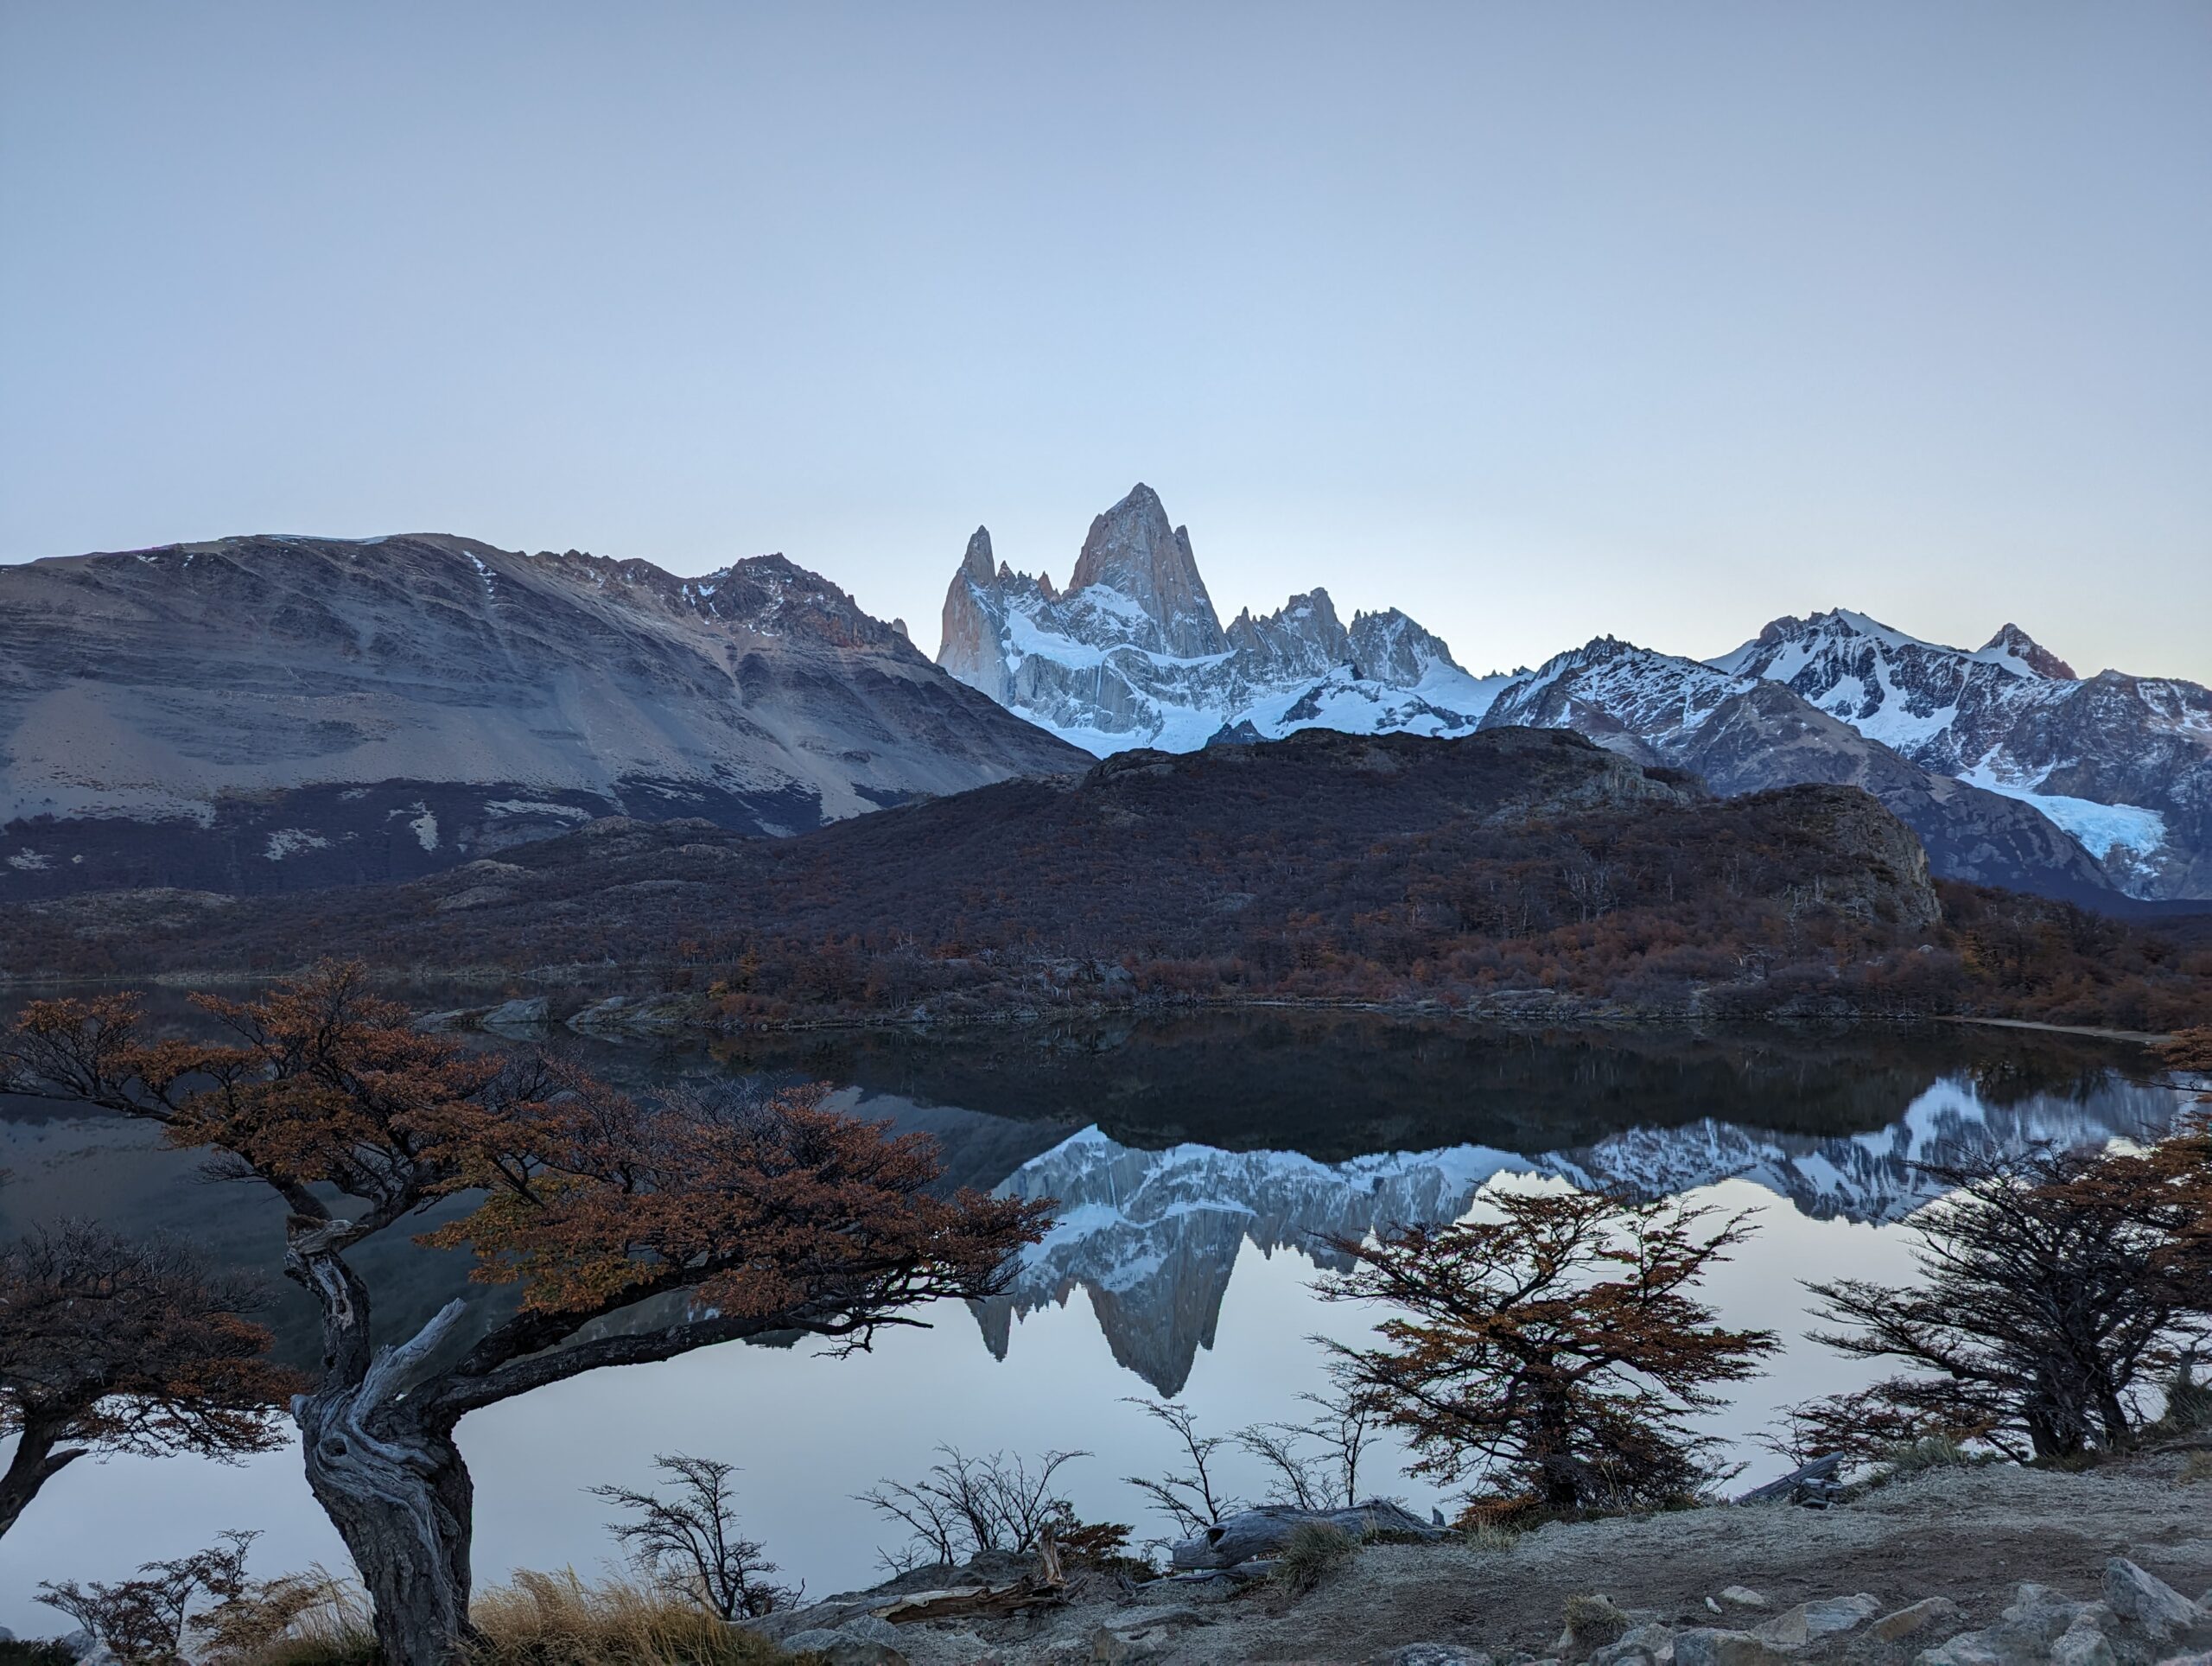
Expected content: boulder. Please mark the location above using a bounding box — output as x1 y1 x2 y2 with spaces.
1915 1630 2043 1666
834 1617 903 1647
1756 1594 1882 1648
2104 1559 2206 1646
1871 1599 1965 1645
2046 1625 2114 1666
1370 1650 1493 1666
480 995 550 1030
1671 1629 1794 1666
1591 1623 1678 1666
1999 1585 2101 1644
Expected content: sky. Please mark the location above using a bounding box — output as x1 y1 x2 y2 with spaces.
3 2 2208 682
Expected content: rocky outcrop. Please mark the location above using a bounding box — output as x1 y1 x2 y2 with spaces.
1483 638 2126 903
0 533 1088 898
935 484 1510 753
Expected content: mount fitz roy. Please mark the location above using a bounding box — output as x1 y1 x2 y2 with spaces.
938 483 1510 755
938 484 2211 903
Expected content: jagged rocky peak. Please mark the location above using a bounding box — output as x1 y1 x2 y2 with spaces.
1979 623 2077 681
1226 588 1351 676
1347 607 1457 684
1065 483 1227 657
960 525 996 585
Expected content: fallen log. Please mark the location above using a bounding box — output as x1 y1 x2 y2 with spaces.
1736 1453 1847 1506
1169 1500 1446 1570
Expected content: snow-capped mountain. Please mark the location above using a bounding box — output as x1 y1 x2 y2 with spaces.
976 1069 2191 1394
1477 637 2120 901
938 484 1511 754
1713 610 2212 898
0 533 1086 898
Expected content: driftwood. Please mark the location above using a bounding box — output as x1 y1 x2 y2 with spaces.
1169 1500 1446 1570
1737 1453 1847 1506
871 1578 1070 1624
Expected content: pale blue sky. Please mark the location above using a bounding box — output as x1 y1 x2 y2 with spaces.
3 2 2207 680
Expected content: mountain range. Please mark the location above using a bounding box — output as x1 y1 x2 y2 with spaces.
0 533 1083 897
3 490 2206 912
938 485 2212 903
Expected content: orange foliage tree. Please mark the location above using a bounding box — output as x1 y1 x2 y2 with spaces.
0 1222 300 1540
1315 1191 1775 1520
3 964 1050 1666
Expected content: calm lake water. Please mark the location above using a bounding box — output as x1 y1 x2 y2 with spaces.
0 1010 2193 1628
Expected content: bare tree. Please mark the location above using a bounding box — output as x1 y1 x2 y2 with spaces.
858 1446 1089 1574
39 1530 258 1666
0 1223 299 1540
592 1453 799 1619
1121 1399 1239 1535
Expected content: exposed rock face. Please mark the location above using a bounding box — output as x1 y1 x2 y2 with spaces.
936 484 1510 753
0 533 1086 898
1065 483 1226 658
1484 638 2126 902
1713 609 2212 898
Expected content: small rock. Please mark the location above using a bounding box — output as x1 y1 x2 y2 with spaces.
1717 1589 1770 1613
1592 1623 1677 1666
2046 1625 2113 1666
1872 1599 1965 1644
1999 1584 2095 1644
2104 1558 2205 1645
1372 1648 1494 1666
781 1627 906 1665
1757 1594 1882 1648
1092 1625 1179 1664
1671 1629 1794 1666
1915 1631 2039 1666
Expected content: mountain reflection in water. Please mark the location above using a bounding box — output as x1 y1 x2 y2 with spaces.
0 1009 2194 1625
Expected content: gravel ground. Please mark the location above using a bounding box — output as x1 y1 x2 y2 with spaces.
770 1453 2212 1664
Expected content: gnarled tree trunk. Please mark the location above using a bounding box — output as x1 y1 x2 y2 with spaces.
287 1236 477 1666
300 1386 474 1666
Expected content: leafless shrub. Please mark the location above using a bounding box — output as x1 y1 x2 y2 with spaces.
1236 1380 1388 1511
592 1453 800 1620
1121 1400 1239 1536
858 1445 1088 1574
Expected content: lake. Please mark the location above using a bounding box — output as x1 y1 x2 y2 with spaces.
0 1009 2194 1629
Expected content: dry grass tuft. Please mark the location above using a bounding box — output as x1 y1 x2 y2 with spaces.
466 1570 785 1666
1274 1523 1357 1597
227 1570 785 1666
